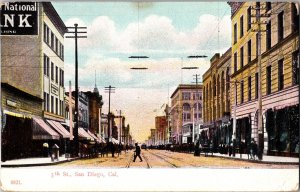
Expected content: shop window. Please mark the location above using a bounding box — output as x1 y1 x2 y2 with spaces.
292 50 299 85
267 65 272 95
278 59 284 91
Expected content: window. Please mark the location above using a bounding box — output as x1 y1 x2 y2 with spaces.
240 46 244 69
62 70 64 87
51 32 54 49
292 3 299 32
256 33 259 58
44 54 49 76
266 2 271 12
240 80 244 104
56 98 58 115
278 11 284 42
255 72 258 99
44 23 47 43
247 7 251 31
182 92 191 100
234 23 237 44
51 96 54 113
248 76 251 101
43 92 47 111
47 93 49 112
248 40 251 64
267 65 272 95
51 62 54 80
292 50 299 85
55 38 58 53
55 66 58 84
61 45 64 60
234 52 237 72
278 59 284 91
240 16 244 38
266 21 271 50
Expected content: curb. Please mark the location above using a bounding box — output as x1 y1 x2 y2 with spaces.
1 157 81 168
208 154 299 165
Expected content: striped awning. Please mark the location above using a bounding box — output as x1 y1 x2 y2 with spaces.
87 130 103 143
78 127 93 140
32 117 60 140
46 120 70 139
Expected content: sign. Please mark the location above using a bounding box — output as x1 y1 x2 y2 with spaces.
0 2 38 35
51 84 58 96
6 99 17 107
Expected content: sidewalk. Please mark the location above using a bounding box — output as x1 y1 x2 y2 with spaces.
205 152 299 165
1 156 79 167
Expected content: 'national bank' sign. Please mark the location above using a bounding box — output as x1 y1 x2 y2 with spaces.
0 2 38 35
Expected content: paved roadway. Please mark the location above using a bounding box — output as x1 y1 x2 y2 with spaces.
56 150 299 169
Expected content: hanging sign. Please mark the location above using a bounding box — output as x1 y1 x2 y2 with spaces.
0 2 38 35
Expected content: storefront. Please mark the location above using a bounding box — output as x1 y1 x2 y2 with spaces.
266 105 299 157
235 116 251 153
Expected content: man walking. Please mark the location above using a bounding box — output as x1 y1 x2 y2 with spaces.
133 143 143 162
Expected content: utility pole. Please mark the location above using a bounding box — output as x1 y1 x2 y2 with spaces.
105 85 115 142
192 74 201 143
251 2 269 160
66 24 87 157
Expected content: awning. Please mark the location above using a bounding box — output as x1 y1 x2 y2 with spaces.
78 127 93 140
87 130 102 143
32 117 60 140
46 120 70 139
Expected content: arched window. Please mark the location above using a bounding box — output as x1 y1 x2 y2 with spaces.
213 75 216 96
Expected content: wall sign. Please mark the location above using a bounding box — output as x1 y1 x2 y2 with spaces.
0 2 38 35
51 84 58 96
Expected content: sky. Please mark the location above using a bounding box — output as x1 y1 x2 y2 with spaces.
53 1 232 142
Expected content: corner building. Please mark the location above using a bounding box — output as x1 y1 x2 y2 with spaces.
228 2 299 157
1 2 67 160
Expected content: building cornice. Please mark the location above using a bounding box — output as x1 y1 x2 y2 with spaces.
227 2 245 18
170 84 203 98
42 2 67 37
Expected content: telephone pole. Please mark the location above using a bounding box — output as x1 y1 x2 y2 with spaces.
192 74 201 143
66 24 87 157
105 85 115 142
251 2 269 160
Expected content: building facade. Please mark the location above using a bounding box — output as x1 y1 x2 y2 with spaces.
228 2 299 156
155 116 167 145
170 84 203 144
1 2 66 161
202 48 232 148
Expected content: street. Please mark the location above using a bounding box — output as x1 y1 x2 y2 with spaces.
56 150 298 169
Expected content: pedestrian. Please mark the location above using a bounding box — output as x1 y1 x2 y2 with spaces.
43 142 49 157
111 143 115 157
125 144 129 153
133 143 143 162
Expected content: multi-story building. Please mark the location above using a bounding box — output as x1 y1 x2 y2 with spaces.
202 48 232 147
170 84 203 144
228 2 299 157
1 2 66 161
84 85 103 136
155 116 167 145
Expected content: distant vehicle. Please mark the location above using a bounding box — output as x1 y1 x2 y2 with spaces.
141 143 147 149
